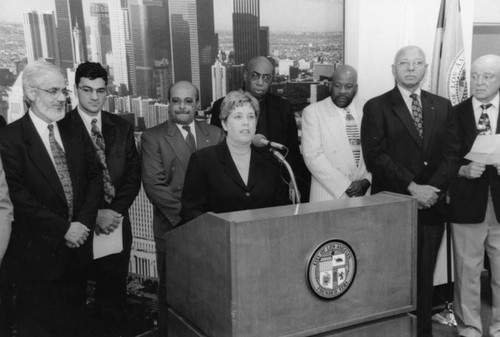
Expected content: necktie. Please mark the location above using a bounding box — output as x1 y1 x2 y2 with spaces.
477 103 493 135
91 118 115 203
410 93 424 138
345 108 361 166
48 124 73 220
182 125 197 153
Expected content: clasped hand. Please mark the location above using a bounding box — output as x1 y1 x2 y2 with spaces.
408 182 441 209
95 209 122 235
64 222 90 248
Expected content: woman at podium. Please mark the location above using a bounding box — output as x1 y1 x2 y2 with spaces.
181 90 290 223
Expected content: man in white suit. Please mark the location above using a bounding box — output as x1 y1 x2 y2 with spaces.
302 65 371 201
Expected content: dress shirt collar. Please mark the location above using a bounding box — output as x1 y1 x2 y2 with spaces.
472 92 499 112
77 106 102 136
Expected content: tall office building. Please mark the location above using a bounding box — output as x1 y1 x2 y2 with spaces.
211 60 244 102
232 0 260 65
129 0 172 100
108 0 136 95
54 0 87 71
169 0 217 109
89 3 112 65
22 10 60 65
259 26 269 58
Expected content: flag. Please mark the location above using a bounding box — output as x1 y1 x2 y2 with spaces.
430 0 468 106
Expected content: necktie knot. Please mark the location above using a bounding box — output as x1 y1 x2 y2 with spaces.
183 125 196 153
481 103 492 111
182 125 191 133
410 93 419 100
48 124 54 133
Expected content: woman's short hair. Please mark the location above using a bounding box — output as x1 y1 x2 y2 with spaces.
219 90 260 122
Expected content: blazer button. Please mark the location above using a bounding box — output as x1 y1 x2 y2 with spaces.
245 192 250 197
423 161 428 166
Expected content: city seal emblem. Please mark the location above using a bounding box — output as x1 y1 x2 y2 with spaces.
307 239 356 300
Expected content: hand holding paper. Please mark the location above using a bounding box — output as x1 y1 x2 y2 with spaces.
459 161 486 179
464 135 500 165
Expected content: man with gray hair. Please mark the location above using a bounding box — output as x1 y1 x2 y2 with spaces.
0 60 102 336
448 54 500 337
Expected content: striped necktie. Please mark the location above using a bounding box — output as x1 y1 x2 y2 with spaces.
48 124 73 220
345 107 361 166
91 118 115 203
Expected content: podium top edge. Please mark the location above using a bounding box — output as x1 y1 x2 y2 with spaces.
206 191 415 223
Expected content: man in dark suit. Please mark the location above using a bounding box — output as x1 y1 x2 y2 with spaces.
0 60 102 336
67 61 141 336
141 80 225 335
0 116 6 128
361 46 461 337
448 54 500 337
210 56 310 202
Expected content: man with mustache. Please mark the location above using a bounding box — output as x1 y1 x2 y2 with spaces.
361 46 461 337
0 60 102 336
141 80 224 335
301 65 371 201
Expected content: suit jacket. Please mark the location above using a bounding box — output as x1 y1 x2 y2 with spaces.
0 113 102 280
302 97 371 201
180 140 291 223
210 92 311 201
67 109 141 249
361 87 461 222
448 96 500 223
0 116 6 128
0 156 13 263
141 119 225 250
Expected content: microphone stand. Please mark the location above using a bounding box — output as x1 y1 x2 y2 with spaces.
269 149 301 204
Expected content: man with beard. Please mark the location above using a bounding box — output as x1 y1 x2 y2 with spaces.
210 56 310 202
0 60 102 336
141 80 224 335
301 65 371 201
361 46 461 337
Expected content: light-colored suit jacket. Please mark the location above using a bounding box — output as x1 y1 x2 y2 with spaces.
302 97 371 202
141 119 224 251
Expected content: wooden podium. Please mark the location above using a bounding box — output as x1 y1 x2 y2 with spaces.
165 192 417 336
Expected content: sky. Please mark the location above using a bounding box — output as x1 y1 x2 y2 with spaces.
0 0 343 32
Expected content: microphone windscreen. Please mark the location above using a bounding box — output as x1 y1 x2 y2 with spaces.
251 134 267 147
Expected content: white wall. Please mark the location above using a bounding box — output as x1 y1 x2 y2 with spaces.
345 0 474 101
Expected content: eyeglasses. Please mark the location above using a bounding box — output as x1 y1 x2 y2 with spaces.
471 73 496 81
35 87 71 98
78 86 107 96
249 72 272 83
397 60 425 69
171 97 196 105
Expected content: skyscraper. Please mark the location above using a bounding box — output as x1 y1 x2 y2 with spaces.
108 0 136 95
168 0 217 109
54 0 87 70
259 26 269 57
129 0 172 100
89 2 112 65
232 0 260 65
22 10 60 65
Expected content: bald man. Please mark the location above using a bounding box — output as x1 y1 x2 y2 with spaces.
210 56 311 202
141 80 225 336
448 54 500 337
302 65 371 201
361 46 461 337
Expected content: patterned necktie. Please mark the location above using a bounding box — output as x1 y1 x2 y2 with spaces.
48 124 73 220
91 118 115 203
477 103 493 135
182 125 197 153
410 93 424 138
345 107 361 166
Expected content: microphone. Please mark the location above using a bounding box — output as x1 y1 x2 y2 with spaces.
252 134 286 150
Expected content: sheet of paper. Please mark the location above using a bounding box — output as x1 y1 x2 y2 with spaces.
93 217 123 259
464 135 500 165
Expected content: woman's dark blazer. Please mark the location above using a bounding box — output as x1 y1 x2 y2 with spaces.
181 140 291 223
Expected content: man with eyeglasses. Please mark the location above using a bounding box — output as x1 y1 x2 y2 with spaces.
361 45 461 337
447 54 500 337
210 56 311 202
0 60 102 336
63 61 141 336
141 80 224 336
302 65 371 202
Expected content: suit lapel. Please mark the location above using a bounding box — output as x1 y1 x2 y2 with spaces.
217 141 247 190
459 98 478 148
165 120 191 170
58 116 80 204
23 115 68 205
391 88 423 148
421 91 437 153
101 111 116 158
